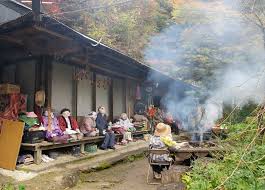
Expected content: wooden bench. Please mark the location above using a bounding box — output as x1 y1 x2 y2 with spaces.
20 130 149 164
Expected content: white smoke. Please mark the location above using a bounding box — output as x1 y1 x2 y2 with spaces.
203 61 265 129
144 0 265 132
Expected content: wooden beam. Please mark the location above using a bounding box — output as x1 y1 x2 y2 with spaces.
33 26 72 41
66 56 143 82
0 36 23 46
0 48 31 59
22 37 80 56
99 51 147 73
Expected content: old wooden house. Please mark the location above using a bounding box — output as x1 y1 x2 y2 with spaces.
0 0 192 120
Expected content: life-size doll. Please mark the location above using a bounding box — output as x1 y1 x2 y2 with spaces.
80 111 99 137
58 108 83 140
133 113 148 131
96 106 115 150
111 119 128 144
119 113 136 142
42 110 69 143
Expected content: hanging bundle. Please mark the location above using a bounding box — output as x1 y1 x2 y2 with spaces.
97 79 101 88
35 90 45 107
74 68 89 81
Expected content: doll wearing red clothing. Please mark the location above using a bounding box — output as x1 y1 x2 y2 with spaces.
58 108 83 140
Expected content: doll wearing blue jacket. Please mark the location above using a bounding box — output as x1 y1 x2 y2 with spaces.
96 106 115 150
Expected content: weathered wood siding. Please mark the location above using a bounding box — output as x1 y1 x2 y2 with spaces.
77 74 93 116
113 78 125 118
51 63 73 114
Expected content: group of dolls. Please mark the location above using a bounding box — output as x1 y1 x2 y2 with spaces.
111 113 136 144
41 106 136 150
42 108 82 143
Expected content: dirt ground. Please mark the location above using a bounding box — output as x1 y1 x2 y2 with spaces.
1 158 184 190
72 158 158 190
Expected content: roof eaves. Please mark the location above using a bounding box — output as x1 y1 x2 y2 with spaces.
41 15 179 81
0 10 195 88
0 0 31 14
0 11 34 31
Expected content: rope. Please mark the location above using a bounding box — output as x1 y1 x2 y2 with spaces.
214 113 263 189
90 36 103 47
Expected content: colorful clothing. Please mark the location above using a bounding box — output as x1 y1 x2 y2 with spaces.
58 116 79 132
42 116 64 139
19 114 40 130
80 117 97 137
149 136 172 162
119 118 135 131
111 122 125 134
148 107 156 118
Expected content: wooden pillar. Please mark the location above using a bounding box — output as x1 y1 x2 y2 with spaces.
123 78 128 114
32 0 41 21
14 63 19 85
125 78 129 115
72 67 78 117
92 72 97 111
0 64 3 83
34 56 42 92
45 56 53 108
109 77 114 121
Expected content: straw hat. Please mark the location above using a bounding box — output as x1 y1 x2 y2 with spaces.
154 123 171 137
35 90 45 107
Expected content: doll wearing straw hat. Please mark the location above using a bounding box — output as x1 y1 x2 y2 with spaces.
149 123 173 179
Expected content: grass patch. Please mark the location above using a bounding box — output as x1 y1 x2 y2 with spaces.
94 162 112 171
183 123 265 190
125 152 145 163
0 183 25 190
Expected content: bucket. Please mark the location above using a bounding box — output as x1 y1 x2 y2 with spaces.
85 144 97 153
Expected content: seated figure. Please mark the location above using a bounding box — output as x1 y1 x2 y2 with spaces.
120 113 136 132
150 123 173 179
119 113 136 142
42 110 69 143
133 114 148 131
80 111 99 137
111 119 125 134
96 106 115 150
58 108 83 140
164 112 179 135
